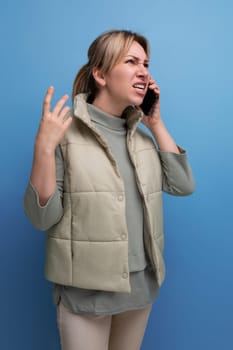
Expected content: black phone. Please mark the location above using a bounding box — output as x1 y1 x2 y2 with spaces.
140 89 159 115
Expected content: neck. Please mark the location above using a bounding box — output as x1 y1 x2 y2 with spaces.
92 94 127 118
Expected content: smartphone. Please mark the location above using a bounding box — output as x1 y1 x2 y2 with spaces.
140 89 159 115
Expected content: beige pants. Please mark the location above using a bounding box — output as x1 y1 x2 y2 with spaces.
57 302 152 350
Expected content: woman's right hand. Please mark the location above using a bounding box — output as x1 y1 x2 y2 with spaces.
35 86 72 153
30 86 72 205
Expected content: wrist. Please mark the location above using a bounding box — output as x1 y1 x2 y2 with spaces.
149 118 165 135
34 135 56 156
34 138 56 157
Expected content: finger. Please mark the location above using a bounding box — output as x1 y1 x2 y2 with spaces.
148 81 158 89
148 82 160 95
53 94 69 116
148 77 160 90
58 106 71 120
148 83 157 90
42 86 54 116
63 114 73 129
148 77 155 85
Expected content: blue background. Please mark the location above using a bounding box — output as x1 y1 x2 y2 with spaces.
1 0 233 349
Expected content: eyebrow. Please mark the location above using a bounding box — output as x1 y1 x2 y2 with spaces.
125 55 149 64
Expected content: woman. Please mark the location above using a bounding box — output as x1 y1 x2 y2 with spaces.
24 30 194 350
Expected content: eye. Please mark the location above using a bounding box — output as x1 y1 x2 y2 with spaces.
125 58 149 68
125 58 136 65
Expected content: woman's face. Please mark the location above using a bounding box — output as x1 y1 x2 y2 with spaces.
94 41 150 115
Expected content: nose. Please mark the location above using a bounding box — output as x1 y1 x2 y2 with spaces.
137 63 149 78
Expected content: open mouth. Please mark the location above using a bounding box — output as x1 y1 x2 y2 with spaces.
133 83 146 96
133 84 146 92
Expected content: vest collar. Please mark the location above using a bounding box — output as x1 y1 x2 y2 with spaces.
73 93 143 135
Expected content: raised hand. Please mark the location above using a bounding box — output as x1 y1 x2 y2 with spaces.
35 86 72 153
30 86 72 205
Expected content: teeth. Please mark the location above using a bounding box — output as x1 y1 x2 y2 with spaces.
134 84 145 90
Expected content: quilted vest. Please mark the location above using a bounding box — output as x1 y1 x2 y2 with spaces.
45 94 165 292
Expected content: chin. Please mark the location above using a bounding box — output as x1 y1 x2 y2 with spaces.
129 96 144 107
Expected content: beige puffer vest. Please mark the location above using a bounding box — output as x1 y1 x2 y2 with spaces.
45 94 165 292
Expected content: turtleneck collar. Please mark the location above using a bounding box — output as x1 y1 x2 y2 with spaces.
87 103 126 132
73 93 143 134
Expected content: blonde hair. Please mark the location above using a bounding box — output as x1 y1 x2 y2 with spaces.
72 30 150 103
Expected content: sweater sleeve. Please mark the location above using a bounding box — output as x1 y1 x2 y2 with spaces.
23 146 64 230
158 146 195 196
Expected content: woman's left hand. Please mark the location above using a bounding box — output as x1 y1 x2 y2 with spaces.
141 78 162 131
141 78 180 154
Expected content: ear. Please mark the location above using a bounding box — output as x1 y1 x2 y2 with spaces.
92 67 106 87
